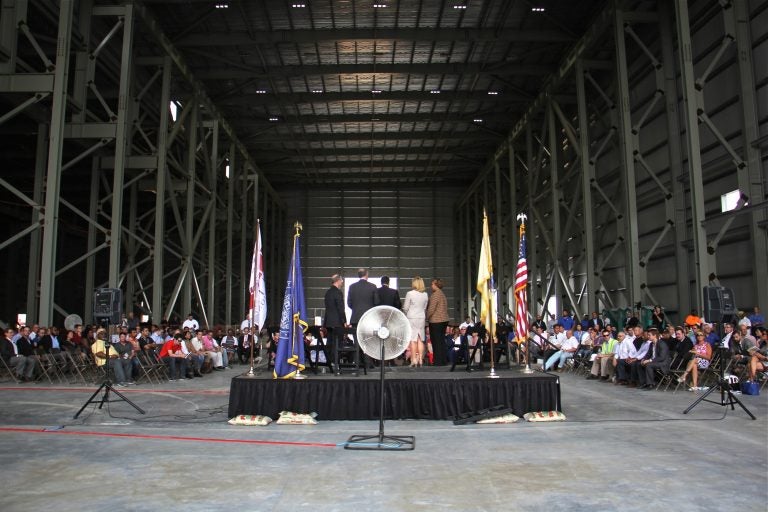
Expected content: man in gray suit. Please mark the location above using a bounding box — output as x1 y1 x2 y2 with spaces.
638 328 670 389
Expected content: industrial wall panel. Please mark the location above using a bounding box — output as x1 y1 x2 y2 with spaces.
282 187 463 323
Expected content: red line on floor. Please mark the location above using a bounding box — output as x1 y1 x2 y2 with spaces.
0 427 337 448
0 387 229 395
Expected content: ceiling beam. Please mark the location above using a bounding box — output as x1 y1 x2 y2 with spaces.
261 146 492 158
228 112 513 125
260 159 473 172
196 62 552 80
216 90 528 105
242 131 495 143
174 28 575 47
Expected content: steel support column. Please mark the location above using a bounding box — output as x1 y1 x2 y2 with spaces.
731 0 768 309
207 120 219 325
659 0 691 319
614 1 641 308
182 102 198 315
38 0 74 326
225 143 235 326
674 0 715 311
575 61 598 315
548 103 563 314
26 124 46 320
152 56 172 323
107 4 134 288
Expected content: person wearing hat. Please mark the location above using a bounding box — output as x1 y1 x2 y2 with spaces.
91 328 130 386
182 313 199 331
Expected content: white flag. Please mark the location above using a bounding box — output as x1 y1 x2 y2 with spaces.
249 224 267 331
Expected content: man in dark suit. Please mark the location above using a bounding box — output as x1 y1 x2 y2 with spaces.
347 268 378 369
324 274 347 373
638 328 670 389
374 275 401 309
347 268 377 325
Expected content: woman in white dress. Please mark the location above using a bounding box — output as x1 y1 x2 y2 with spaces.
402 276 428 367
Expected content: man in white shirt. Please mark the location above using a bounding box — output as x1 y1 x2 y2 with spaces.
182 313 199 331
240 312 252 332
614 331 638 385
543 329 579 372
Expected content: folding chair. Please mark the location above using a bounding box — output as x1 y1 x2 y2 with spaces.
64 351 92 385
307 335 333 375
0 356 21 383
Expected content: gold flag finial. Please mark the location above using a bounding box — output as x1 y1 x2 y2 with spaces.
294 221 303 236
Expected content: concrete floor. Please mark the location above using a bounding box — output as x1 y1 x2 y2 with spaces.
1 364 766 512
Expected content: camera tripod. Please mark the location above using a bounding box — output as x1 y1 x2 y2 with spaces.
683 347 756 420
74 329 145 419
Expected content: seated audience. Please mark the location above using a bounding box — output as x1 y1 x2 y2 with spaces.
543 329 578 372
678 331 712 391
158 334 188 381
638 328 670 389
588 329 617 381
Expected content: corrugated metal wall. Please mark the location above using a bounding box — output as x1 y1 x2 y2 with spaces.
281 186 462 323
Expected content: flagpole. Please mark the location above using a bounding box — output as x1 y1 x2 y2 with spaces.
292 221 307 380
247 219 260 377
514 213 533 374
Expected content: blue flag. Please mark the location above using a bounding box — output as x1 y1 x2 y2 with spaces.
273 229 307 378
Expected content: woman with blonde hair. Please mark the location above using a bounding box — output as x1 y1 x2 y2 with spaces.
402 276 428 367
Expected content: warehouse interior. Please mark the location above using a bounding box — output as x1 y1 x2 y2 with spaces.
1 1 767 511
1 0 765 329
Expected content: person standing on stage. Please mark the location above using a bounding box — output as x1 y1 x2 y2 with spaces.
426 278 450 366
375 275 402 309
347 268 377 323
347 268 378 368
323 274 348 373
403 276 429 367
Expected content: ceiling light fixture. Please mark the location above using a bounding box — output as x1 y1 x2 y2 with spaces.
268 117 279 121
487 91 499 95
255 90 267 94
215 3 229 8
453 5 467 9
430 90 441 94
291 3 306 7
473 118 483 123
371 89 382 94
311 89 323 93
531 7 545 12
373 4 388 8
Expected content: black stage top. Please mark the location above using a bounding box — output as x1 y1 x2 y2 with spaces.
228 369 560 421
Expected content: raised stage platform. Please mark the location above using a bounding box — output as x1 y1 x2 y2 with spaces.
227 368 561 420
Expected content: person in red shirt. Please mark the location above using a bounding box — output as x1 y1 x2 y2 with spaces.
159 335 188 381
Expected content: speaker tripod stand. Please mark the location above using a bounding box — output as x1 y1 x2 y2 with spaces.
74 329 145 419
683 348 755 420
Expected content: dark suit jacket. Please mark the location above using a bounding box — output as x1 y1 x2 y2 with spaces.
347 279 377 324
16 336 35 357
323 285 346 328
648 339 671 368
1 337 14 362
375 285 402 309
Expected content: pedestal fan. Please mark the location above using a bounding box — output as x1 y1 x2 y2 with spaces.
345 305 414 451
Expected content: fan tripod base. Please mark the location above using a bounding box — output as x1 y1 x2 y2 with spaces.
73 380 146 419
682 379 756 420
345 433 415 451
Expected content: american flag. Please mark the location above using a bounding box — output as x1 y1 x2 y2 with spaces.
514 218 529 343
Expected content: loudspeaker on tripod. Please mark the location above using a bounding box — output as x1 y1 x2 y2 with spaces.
703 286 737 324
93 288 122 325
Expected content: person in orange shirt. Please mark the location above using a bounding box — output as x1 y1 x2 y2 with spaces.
684 309 702 328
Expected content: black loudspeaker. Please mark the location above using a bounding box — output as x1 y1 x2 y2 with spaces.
703 286 737 323
93 288 122 324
